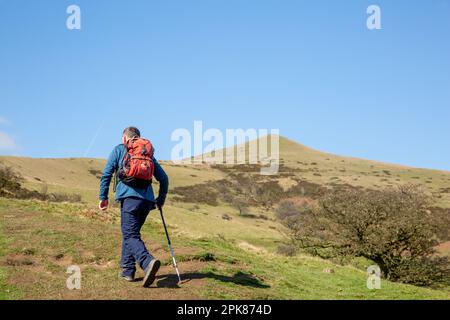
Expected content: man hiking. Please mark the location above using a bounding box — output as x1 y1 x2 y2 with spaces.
99 127 169 288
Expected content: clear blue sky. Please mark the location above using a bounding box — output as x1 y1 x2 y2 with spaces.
0 0 449 170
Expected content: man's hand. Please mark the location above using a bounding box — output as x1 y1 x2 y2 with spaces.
99 199 109 211
156 197 165 210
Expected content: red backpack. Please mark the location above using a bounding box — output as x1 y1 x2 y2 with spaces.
118 137 155 188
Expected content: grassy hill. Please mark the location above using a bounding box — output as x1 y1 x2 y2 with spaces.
0 136 449 299
2 136 450 207
1 198 448 300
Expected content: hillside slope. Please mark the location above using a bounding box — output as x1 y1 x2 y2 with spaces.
1 136 450 206
199 136 450 206
1 136 449 299
0 198 448 300
1 135 450 250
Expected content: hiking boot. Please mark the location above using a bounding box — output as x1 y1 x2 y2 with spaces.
142 259 161 288
119 272 135 282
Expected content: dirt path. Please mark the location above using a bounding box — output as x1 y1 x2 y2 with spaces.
0 207 216 300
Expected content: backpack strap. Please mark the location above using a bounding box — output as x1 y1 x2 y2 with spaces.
114 143 130 192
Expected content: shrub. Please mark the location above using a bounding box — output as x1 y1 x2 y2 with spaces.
172 184 219 206
222 214 232 221
276 200 302 220
253 180 285 209
277 243 297 257
280 185 450 286
0 164 82 203
230 196 249 216
88 169 103 179
0 165 22 194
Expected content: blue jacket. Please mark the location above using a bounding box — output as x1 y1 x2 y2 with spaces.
99 144 169 203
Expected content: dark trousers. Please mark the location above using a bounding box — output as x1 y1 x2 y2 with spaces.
120 197 154 277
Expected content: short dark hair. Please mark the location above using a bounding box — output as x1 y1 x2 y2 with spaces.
123 127 141 139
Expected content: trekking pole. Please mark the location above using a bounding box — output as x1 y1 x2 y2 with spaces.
158 207 182 284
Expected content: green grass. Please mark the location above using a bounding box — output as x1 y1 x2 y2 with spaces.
0 224 22 300
0 198 448 300
186 237 450 300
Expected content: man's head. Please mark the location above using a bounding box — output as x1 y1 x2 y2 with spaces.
122 127 141 144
